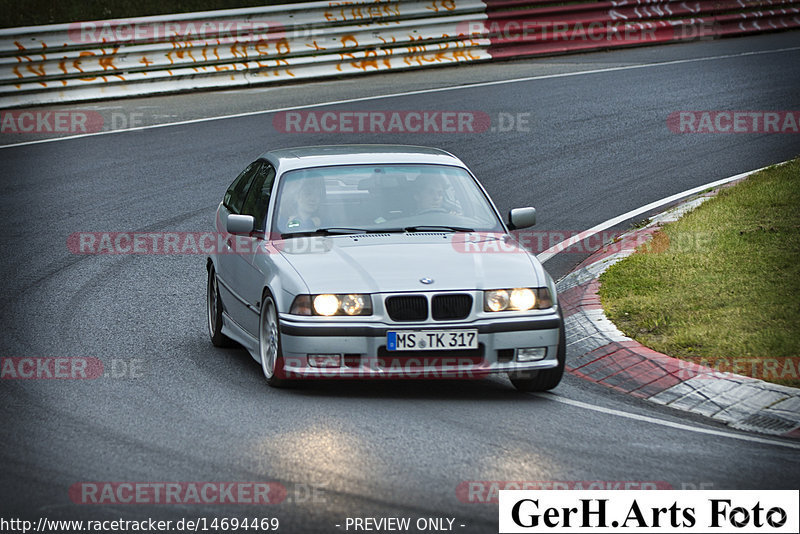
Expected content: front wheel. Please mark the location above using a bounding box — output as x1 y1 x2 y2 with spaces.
509 312 566 392
259 293 291 388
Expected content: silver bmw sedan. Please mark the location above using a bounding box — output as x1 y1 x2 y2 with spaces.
206 145 564 391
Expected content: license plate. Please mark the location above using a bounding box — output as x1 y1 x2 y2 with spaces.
386 330 478 351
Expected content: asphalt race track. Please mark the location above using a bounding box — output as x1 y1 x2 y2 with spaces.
1 31 799 532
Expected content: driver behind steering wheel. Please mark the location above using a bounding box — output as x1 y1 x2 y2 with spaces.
413 175 458 214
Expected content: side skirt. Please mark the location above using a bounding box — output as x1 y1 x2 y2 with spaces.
221 311 260 361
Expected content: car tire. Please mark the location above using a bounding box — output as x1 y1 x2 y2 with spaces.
259 292 291 388
509 308 566 392
207 265 234 348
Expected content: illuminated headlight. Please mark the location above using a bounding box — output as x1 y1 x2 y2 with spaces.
290 294 373 316
313 294 340 316
485 289 511 312
340 294 368 315
510 288 536 310
484 288 552 312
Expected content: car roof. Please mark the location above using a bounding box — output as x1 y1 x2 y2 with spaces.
259 145 467 173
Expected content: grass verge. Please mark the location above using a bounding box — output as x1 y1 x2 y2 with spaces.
598 159 800 387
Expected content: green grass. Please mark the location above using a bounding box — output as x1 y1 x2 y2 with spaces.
599 158 800 387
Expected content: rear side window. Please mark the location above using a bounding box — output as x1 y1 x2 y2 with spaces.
241 163 276 231
223 162 261 214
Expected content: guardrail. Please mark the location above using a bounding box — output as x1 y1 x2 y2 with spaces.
483 0 800 58
1 0 797 108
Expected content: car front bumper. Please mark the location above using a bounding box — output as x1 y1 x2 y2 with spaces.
277 312 562 379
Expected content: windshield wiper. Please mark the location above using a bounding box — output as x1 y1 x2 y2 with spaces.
403 225 475 233
280 227 369 239
280 226 476 238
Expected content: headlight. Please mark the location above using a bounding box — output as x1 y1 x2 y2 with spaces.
484 288 552 312
340 294 367 315
290 294 373 316
510 288 536 310
485 289 510 312
313 294 340 316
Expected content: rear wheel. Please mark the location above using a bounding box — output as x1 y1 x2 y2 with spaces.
259 293 291 388
509 311 566 392
207 266 234 347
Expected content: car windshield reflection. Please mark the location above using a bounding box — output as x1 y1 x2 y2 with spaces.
273 164 503 236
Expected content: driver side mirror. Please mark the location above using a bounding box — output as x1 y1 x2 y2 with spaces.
508 207 536 230
227 214 255 234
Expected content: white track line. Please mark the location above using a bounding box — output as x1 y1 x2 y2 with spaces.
537 393 800 450
1 46 798 150
536 165 779 263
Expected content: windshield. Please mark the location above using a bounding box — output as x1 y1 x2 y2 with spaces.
272 164 504 236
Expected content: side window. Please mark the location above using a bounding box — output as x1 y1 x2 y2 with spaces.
223 162 260 214
241 163 277 231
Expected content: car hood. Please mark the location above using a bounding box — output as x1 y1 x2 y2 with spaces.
277 233 546 294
